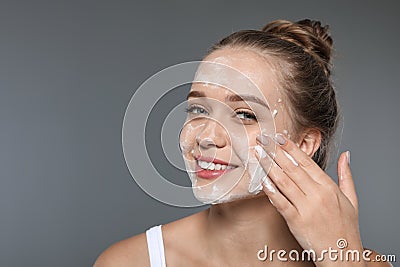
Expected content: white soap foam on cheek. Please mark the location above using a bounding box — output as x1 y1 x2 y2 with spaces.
180 123 207 185
246 145 267 194
229 132 265 194
251 145 275 194
228 128 275 196
179 124 195 154
230 126 273 195
179 123 205 155
228 130 251 164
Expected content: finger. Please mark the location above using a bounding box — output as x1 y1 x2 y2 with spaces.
271 133 333 185
256 134 319 195
337 151 358 210
260 173 298 218
256 151 305 209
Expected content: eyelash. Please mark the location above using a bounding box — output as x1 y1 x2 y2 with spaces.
185 105 257 122
235 109 257 121
185 105 208 115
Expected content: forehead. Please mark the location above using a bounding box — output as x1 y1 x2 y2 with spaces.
198 48 281 102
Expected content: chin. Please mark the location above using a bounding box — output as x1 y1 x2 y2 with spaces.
195 189 265 205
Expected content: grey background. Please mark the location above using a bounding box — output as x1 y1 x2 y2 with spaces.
0 1 398 266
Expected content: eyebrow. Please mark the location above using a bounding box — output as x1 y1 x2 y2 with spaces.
187 91 270 110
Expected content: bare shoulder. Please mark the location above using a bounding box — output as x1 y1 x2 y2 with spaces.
363 248 394 267
93 210 209 267
93 233 149 267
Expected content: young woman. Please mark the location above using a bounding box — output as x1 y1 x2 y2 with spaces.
94 19 392 267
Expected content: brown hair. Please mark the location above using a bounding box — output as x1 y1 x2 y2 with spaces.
207 19 338 170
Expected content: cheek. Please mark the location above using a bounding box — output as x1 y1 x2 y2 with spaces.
241 124 270 147
179 125 195 153
246 130 260 146
179 120 205 154
270 106 293 135
271 92 297 134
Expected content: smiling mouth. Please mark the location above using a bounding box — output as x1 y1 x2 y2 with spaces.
194 156 238 179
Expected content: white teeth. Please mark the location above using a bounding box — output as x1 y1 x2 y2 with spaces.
209 163 215 170
197 160 233 171
200 161 209 169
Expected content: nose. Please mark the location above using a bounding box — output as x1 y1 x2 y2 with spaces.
196 120 227 149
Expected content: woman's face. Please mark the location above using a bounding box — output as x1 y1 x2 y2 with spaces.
179 48 292 204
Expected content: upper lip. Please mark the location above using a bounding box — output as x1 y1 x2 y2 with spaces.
194 155 238 167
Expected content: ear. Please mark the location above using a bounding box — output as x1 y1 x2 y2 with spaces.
298 129 322 157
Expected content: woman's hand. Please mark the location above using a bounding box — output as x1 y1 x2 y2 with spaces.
256 133 366 267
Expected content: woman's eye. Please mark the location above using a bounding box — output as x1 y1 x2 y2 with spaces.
185 105 208 115
236 110 257 122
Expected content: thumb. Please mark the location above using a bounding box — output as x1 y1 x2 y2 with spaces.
338 151 358 211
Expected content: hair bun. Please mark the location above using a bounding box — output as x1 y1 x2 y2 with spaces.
262 19 333 74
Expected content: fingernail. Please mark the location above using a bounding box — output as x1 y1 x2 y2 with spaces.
273 133 286 145
256 134 269 146
346 151 351 165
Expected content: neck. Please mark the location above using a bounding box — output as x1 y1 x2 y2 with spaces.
203 193 303 260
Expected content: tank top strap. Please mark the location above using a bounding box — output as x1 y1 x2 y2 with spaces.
145 225 166 267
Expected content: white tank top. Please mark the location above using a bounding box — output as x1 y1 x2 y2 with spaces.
145 225 166 267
